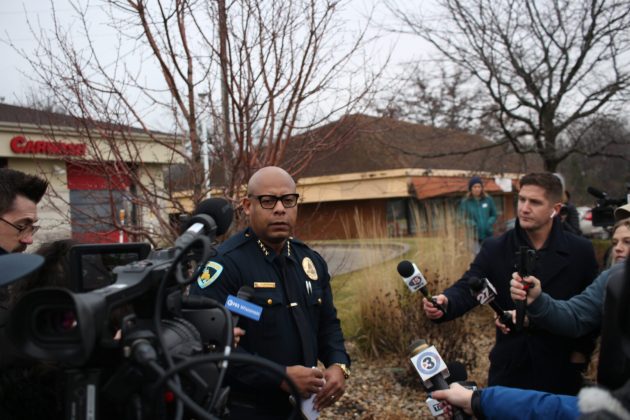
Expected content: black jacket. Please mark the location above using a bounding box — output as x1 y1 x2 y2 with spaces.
441 218 598 395
190 228 349 415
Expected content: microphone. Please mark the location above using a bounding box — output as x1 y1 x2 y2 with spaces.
514 247 536 332
175 198 234 252
468 277 514 330
587 186 607 200
397 260 447 314
408 339 465 420
231 285 256 327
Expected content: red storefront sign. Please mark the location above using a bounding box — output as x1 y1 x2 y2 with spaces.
10 135 86 156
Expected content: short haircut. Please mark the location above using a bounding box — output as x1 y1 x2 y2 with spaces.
0 169 49 215
519 172 563 203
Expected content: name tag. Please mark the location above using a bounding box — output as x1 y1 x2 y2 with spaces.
254 282 276 288
225 295 263 321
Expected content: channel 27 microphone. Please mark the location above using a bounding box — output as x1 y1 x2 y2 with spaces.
468 277 514 330
397 260 447 314
409 339 468 420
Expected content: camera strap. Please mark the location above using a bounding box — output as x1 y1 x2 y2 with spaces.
274 254 316 367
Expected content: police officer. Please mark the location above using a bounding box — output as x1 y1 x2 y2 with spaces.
190 166 350 419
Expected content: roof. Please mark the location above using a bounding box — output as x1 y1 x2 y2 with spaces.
285 114 543 179
0 103 170 136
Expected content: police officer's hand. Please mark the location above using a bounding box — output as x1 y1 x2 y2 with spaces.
233 327 245 348
281 366 325 398
313 365 346 411
510 272 541 305
423 294 448 320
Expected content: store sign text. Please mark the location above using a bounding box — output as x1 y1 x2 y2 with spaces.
10 135 86 157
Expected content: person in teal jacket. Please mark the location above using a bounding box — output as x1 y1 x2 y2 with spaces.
459 176 498 243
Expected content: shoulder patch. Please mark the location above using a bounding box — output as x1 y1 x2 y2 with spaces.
197 261 224 288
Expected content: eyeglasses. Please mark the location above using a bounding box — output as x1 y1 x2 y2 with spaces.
0 217 40 237
249 194 300 210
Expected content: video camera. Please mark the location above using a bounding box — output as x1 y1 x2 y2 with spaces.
587 186 629 227
1 198 301 420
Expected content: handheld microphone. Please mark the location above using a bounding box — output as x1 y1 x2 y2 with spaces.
409 339 465 420
231 285 256 327
397 260 447 314
468 277 514 330
514 247 536 331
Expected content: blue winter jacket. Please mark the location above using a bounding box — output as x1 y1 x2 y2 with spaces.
480 386 579 419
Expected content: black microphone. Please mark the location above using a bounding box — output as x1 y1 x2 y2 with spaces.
587 186 607 200
175 198 234 252
409 339 466 420
232 285 255 327
514 247 536 332
468 277 514 330
397 260 447 314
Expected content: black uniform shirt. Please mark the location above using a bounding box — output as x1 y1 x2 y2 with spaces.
190 228 350 405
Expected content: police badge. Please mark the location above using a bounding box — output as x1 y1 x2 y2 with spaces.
302 257 318 280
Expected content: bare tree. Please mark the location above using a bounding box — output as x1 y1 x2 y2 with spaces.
387 0 630 171
9 0 381 243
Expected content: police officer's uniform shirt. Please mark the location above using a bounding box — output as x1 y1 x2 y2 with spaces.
190 228 350 397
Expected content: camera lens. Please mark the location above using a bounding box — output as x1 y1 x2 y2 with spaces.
32 305 80 342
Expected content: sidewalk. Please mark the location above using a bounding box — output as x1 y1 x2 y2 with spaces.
311 242 409 276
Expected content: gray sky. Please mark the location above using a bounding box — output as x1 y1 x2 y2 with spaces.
0 0 432 116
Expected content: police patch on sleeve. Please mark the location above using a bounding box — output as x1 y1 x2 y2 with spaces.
197 261 224 288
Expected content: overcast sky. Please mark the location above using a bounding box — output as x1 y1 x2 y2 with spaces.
0 0 434 118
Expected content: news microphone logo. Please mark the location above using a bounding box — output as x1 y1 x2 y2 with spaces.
473 278 498 305
411 345 448 384
225 294 262 321
398 261 427 293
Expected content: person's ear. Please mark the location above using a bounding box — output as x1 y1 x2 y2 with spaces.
242 196 252 216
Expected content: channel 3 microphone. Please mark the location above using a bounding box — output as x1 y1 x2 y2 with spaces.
468 277 514 330
409 339 467 420
397 260 447 314
514 246 536 331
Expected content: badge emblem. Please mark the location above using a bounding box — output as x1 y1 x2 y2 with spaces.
197 261 224 288
302 257 318 280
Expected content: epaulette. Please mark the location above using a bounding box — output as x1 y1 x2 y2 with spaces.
217 229 255 255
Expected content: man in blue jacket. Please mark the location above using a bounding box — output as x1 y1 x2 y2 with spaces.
424 173 598 395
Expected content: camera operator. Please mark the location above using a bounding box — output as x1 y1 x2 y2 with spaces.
423 173 598 395
0 169 48 255
190 166 350 419
428 257 630 420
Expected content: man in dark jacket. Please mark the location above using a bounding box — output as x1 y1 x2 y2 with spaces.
423 172 598 395
190 166 350 419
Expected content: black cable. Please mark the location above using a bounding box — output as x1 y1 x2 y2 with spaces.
150 352 302 420
152 235 212 420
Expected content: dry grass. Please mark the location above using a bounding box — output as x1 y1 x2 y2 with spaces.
328 201 495 386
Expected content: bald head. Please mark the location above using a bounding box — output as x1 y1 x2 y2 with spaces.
247 166 296 195
244 166 298 253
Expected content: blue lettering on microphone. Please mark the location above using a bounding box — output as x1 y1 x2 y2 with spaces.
225 295 263 321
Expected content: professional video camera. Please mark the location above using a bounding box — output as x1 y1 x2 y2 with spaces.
587 185 629 228
1 198 300 420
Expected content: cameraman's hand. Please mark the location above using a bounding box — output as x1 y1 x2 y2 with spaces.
423 294 448 320
281 365 325 398
510 272 541 305
313 365 346 411
431 383 474 416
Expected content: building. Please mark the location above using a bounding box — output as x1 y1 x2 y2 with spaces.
285 115 543 240
0 103 182 244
